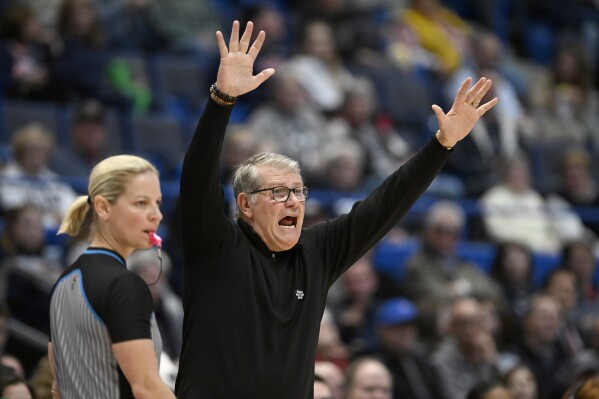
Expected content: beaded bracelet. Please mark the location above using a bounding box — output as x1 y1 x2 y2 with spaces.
210 83 238 105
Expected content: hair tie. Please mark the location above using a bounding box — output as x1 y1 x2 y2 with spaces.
87 195 92 206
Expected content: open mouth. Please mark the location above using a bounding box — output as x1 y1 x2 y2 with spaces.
278 216 297 229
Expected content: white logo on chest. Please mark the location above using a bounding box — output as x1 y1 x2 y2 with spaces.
295 290 304 300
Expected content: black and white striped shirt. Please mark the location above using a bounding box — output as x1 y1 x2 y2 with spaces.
50 248 161 399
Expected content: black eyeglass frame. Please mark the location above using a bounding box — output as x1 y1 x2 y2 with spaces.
248 186 310 202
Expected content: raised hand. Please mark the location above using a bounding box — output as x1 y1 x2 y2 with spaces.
432 77 499 147
214 20 276 98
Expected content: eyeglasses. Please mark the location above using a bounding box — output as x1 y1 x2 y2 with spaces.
248 186 310 202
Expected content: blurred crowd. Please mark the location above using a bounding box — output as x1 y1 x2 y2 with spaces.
1 0 599 398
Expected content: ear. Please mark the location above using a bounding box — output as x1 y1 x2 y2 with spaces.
237 193 253 220
93 196 111 220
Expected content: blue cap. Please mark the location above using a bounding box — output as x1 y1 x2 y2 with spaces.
376 298 418 326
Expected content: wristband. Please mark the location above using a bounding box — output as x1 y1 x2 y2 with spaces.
210 83 238 105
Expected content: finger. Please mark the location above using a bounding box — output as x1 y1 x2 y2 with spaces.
476 97 499 116
216 31 228 59
453 77 473 106
472 79 493 102
248 30 266 60
466 77 488 103
228 20 240 53
431 104 445 120
253 68 276 87
239 21 254 53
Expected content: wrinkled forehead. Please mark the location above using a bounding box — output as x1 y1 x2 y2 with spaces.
256 165 303 186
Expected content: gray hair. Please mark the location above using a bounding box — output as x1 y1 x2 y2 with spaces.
232 152 302 201
424 200 466 229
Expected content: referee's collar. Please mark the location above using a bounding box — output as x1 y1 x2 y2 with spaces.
83 247 127 267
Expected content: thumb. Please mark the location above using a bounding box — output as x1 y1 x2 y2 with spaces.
431 104 445 119
253 68 276 88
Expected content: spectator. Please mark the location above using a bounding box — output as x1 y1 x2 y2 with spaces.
286 19 357 113
0 2 59 101
558 240 599 326
542 269 586 357
443 30 531 197
480 152 585 255
102 0 169 52
0 366 34 399
374 297 447 399
50 99 114 178
403 200 506 341
325 77 411 189
507 294 570 399
333 255 382 354
247 66 345 180
431 296 501 399
315 361 345 399
502 363 539 399
148 0 220 53
0 123 78 230
386 0 471 81
527 42 599 190
550 148 599 237
489 241 536 345
0 205 63 375
54 0 128 106
490 241 535 319
344 356 393 399
315 374 334 399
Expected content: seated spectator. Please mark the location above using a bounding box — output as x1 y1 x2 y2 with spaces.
386 0 471 82
102 0 169 52
314 361 345 399
247 66 347 180
0 366 34 399
344 356 393 399
333 255 382 355
50 99 114 178
431 296 501 399
54 0 129 106
0 205 63 375
0 123 78 230
550 148 599 237
480 152 585 255
558 240 599 329
374 297 447 399
148 0 219 54
403 200 506 342
286 19 357 113
542 269 586 357
443 30 532 197
325 77 411 189
489 241 536 345
314 374 334 399
501 363 539 399
0 2 59 101
506 294 571 399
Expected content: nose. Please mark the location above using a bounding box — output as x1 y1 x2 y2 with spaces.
150 203 163 222
285 191 301 206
